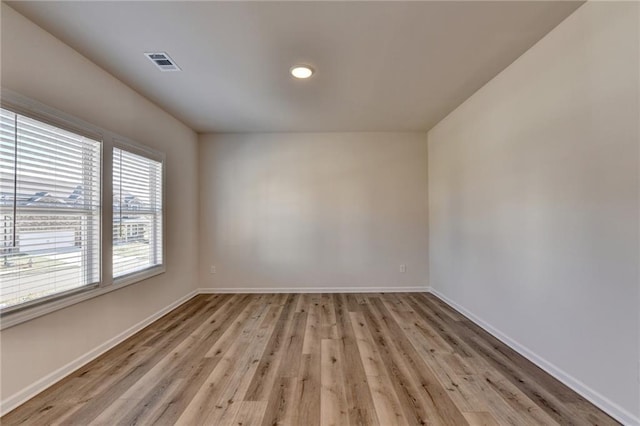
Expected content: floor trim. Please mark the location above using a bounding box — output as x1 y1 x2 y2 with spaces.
198 286 430 294
429 287 639 426
0 289 199 416
3 286 635 425
4 288 429 414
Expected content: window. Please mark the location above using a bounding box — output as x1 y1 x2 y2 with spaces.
0 93 166 327
0 107 101 311
112 147 163 277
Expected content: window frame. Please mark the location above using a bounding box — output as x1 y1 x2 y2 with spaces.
111 139 166 288
0 90 166 330
0 108 103 315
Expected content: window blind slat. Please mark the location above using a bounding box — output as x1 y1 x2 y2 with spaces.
0 107 101 310
113 147 163 278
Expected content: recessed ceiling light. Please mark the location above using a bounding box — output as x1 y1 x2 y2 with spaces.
290 65 314 79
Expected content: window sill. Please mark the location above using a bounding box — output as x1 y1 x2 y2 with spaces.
113 266 166 288
0 265 165 331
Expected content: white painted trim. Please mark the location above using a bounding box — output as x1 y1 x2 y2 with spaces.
428 288 640 426
1 285 427 415
198 286 430 294
3 284 634 426
0 90 169 331
0 289 198 416
1 267 166 331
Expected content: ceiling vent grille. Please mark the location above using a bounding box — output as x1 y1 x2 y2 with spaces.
145 52 181 72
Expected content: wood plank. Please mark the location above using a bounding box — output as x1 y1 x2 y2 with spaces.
333 294 380 426
90 294 258 425
290 353 321 426
368 297 470 426
243 294 298 401
53 296 233 425
366 371 409 426
462 411 500 426
360 302 442 426
4 296 219 426
175 298 271 425
302 299 321 355
259 301 310 425
260 377 298 426
320 339 350 426
348 311 409 425
279 311 308 378
202 302 280 425
232 401 267 426
349 311 386 377
319 293 339 339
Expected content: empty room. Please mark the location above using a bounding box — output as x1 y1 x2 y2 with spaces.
0 1 638 425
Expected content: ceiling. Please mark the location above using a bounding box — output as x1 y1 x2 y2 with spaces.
7 1 582 133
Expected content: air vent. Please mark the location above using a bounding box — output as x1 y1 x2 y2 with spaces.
145 52 181 72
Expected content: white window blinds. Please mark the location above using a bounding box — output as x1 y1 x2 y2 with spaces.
0 107 101 310
113 147 163 278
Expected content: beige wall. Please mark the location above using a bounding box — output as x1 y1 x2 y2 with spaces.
428 2 639 422
0 3 199 404
3 0 637 423
198 132 429 291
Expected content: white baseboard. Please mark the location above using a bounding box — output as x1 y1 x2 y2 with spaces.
4 285 635 425
0 289 199 416
2 285 428 415
428 288 640 426
198 286 429 294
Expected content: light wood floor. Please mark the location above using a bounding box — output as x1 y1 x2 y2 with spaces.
3 293 618 426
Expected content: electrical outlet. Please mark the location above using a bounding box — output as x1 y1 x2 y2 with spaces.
210 265 216 274
400 264 407 273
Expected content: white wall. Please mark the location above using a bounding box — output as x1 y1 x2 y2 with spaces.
0 3 199 407
428 2 639 423
199 132 429 291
